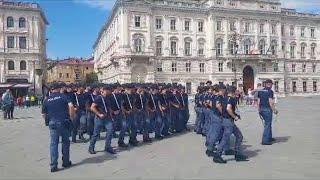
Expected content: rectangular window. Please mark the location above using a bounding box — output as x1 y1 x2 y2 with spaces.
170 41 177 55
271 24 276 34
59 73 63 78
217 21 222 31
290 26 294 36
311 28 315 38
157 62 162 72
184 20 190 31
281 25 285 36
135 16 141 27
274 81 279 92
186 82 192 94
185 41 191 56
292 64 296 72
171 62 177 72
155 18 162 29
19 37 26 49
186 62 191 72
302 64 306 73
292 81 297 92
273 63 279 72
301 27 305 37
66 73 69 78
303 81 307 92
7 36 14 48
170 19 176 31
199 63 205 73
156 40 162 56
261 63 267 72
313 81 317 92
230 21 236 31
290 45 295 58
218 62 223 72
198 43 204 56
198 21 204 32
231 63 236 72
245 22 250 33
259 23 264 34
313 64 316 73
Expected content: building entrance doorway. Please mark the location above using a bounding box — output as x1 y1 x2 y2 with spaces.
131 65 148 83
243 66 254 94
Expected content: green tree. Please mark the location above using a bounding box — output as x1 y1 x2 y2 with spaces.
85 72 99 85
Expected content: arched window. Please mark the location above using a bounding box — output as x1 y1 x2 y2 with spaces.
301 43 307 58
19 17 26 28
270 40 277 55
229 41 237 55
132 34 144 53
216 38 223 56
155 36 163 56
311 43 317 58
198 38 206 56
20 60 26 70
7 16 14 28
244 39 251 54
170 36 178 55
8 60 15 70
184 37 192 56
259 39 266 54
290 42 296 58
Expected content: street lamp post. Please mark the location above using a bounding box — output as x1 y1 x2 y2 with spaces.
228 31 242 87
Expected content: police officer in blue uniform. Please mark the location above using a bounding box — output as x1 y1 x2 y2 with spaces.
212 86 248 163
194 86 204 134
42 82 75 172
181 87 190 131
258 79 279 145
71 84 88 143
88 85 116 154
86 84 100 139
159 85 171 136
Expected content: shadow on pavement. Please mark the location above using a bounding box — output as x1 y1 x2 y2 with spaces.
273 136 291 144
73 153 117 168
242 144 261 158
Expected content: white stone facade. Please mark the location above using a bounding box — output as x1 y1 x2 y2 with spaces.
0 1 48 94
94 0 320 96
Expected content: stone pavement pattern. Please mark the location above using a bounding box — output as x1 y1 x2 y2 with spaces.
0 97 320 179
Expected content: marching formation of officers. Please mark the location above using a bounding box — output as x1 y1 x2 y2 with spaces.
42 78 278 172
42 82 189 172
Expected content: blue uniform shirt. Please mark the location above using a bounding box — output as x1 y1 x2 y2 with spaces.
222 96 237 119
93 95 111 118
73 93 87 111
43 92 71 121
258 87 274 109
209 95 220 116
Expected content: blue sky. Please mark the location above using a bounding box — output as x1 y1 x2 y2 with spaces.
20 0 320 59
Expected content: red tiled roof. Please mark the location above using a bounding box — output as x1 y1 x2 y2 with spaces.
48 57 94 66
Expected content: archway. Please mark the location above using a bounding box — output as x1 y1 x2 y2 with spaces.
243 66 254 94
131 65 148 83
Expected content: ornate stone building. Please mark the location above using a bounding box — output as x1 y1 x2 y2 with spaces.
93 0 320 96
0 1 48 96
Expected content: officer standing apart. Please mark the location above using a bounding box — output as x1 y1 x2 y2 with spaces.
258 79 279 145
42 82 75 172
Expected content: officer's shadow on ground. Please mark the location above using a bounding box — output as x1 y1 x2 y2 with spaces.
272 136 291 144
72 153 117 168
242 144 261 158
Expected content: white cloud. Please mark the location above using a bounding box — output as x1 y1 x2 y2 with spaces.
281 0 320 13
74 0 116 10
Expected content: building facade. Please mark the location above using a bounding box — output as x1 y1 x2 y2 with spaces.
94 0 320 96
0 1 48 96
46 58 94 84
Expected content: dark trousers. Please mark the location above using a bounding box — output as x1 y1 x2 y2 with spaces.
72 110 87 141
89 117 113 150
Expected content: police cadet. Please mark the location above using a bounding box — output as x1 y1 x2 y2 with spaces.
258 79 278 145
71 84 88 143
202 86 211 136
194 86 204 134
88 85 116 155
159 85 171 137
148 84 163 139
86 84 100 139
42 82 75 172
205 85 223 157
122 84 139 146
212 85 248 164
170 85 184 133
180 86 190 131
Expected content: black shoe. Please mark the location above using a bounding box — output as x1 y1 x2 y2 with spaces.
262 142 273 145
206 150 214 157
71 139 76 143
88 148 96 154
79 134 85 141
155 135 164 140
50 167 59 173
212 153 227 164
118 142 129 148
129 140 138 146
201 133 206 137
235 154 249 162
105 147 117 154
224 149 235 155
62 161 72 168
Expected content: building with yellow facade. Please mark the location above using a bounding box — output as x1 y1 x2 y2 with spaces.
46 57 94 84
